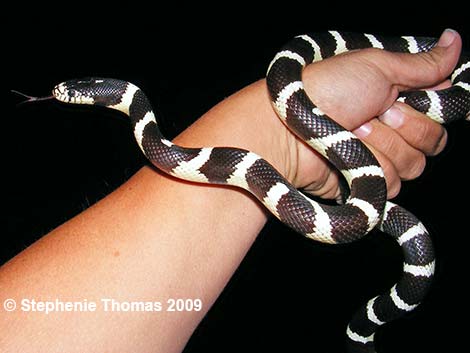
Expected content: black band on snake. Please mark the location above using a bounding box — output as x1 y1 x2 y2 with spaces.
19 31 470 352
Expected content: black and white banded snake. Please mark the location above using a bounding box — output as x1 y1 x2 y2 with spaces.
15 31 470 352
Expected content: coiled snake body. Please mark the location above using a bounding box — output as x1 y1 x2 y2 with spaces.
31 31 470 352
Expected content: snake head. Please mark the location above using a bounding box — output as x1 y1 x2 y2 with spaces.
52 77 129 107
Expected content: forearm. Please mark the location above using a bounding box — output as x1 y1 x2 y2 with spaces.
0 80 284 352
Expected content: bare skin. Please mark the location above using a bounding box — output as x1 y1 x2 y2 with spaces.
0 29 461 353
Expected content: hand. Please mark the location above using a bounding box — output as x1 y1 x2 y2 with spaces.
286 29 462 199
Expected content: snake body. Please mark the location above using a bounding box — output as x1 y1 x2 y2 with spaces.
49 31 469 352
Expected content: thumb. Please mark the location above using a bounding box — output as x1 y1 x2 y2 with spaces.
388 29 462 90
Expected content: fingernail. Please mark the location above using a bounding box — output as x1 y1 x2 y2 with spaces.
379 106 404 129
353 122 372 138
437 28 457 47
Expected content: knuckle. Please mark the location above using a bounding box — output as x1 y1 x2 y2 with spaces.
361 47 386 58
304 168 340 200
388 180 402 199
417 51 444 81
397 104 447 155
381 161 401 199
378 134 396 156
322 186 341 200
318 171 341 200
413 118 432 150
430 128 448 156
407 114 447 156
402 154 426 180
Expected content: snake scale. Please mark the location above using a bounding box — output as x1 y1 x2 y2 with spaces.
17 31 470 352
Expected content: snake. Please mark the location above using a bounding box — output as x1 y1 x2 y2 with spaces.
15 31 469 352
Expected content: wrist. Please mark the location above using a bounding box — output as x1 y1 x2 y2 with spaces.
173 79 298 185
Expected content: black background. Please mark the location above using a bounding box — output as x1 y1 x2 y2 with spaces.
3 6 469 353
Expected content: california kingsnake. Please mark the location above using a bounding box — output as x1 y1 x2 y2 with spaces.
21 31 469 352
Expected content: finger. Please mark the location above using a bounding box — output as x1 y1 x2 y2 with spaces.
422 79 452 91
376 151 402 199
300 133 403 200
303 168 342 200
354 119 427 180
379 102 448 156
386 29 462 90
363 144 402 199
294 136 343 200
